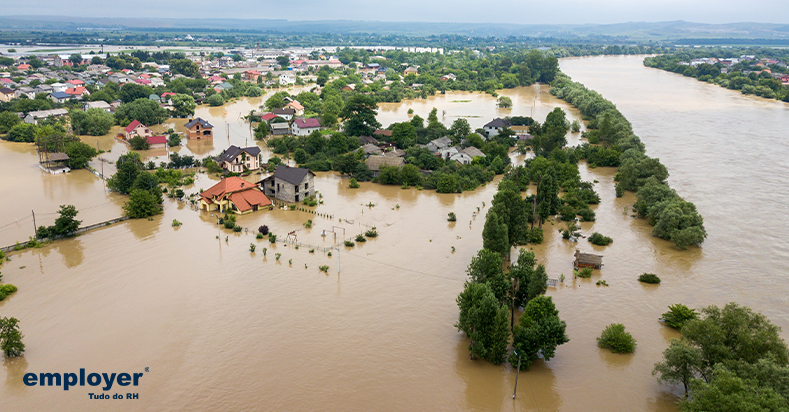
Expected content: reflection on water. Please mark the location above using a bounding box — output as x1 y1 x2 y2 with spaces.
3 356 28 394
0 56 788 411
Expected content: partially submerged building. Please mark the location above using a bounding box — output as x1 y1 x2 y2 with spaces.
199 176 271 214
259 165 315 203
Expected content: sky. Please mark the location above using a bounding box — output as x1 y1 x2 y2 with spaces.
5 0 789 25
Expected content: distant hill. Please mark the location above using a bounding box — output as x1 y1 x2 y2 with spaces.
1 16 788 42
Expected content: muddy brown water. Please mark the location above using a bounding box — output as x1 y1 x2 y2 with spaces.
1 55 788 411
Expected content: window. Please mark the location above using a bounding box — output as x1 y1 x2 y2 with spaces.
304 183 308 190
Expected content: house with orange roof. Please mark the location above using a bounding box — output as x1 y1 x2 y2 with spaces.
17 64 31 71
65 87 90 98
199 176 272 214
284 100 304 115
124 120 153 140
242 70 261 81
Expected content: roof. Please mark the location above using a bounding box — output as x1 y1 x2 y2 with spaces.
374 129 392 137
268 165 314 186
293 118 321 129
270 122 290 130
383 149 405 158
66 79 84 85
272 108 296 115
218 145 261 163
484 118 511 129
228 190 271 212
261 113 278 121
124 120 144 133
362 143 383 155
285 101 304 111
462 146 486 158
575 250 603 265
65 87 86 95
147 135 167 145
358 136 379 145
184 117 213 129
161 92 176 98
47 152 70 161
365 155 404 171
84 101 111 109
0 87 14 95
27 109 68 118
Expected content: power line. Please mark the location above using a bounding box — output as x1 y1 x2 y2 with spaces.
343 251 463 283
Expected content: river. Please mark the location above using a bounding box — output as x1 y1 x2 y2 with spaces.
0 55 787 411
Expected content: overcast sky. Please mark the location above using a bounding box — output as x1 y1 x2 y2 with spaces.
6 0 789 25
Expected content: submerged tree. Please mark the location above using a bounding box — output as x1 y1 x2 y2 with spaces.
0 317 25 358
509 296 569 370
456 282 510 364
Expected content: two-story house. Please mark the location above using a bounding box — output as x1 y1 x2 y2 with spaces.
217 145 261 173
185 117 214 139
259 165 316 203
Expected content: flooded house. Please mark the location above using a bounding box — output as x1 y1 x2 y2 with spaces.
259 165 315 203
199 176 272 214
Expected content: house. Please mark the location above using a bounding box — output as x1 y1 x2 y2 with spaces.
108 73 129 84
259 165 316 203
242 70 261 81
426 136 453 153
362 143 383 156
0 87 14 103
483 118 511 138
272 108 296 121
66 79 85 87
49 91 71 104
270 122 290 135
217 145 262 172
124 120 153 140
383 148 405 158
365 155 404 177
135 78 152 85
24 109 68 125
15 87 36 100
440 73 457 81
146 135 167 149
574 249 603 269
450 152 473 164
291 118 321 136
358 136 380 146
184 117 214 139
374 129 392 139
279 73 296 85
149 94 161 103
404 66 419 76
17 64 32 71
284 100 304 115
461 146 486 160
260 112 278 123
83 101 112 112
199 176 272 214
64 87 89 98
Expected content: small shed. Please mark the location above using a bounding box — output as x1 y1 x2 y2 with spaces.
574 249 603 269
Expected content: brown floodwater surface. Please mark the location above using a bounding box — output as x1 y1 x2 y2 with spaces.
1 56 788 411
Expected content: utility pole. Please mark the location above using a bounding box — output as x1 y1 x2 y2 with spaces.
32 210 36 237
512 352 522 399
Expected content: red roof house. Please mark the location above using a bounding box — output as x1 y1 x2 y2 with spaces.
17 64 31 70
199 176 271 214
65 87 89 97
66 79 85 86
261 112 278 122
124 120 153 140
135 78 152 85
146 135 167 149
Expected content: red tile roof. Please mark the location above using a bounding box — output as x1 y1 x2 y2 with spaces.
294 118 321 129
65 87 86 95
66 79 84 85
147 135 167 145
135 79 152 84
200 177 271 212
261 113 278 121
161 92 176 98
124 120 143 133
17 64 31 70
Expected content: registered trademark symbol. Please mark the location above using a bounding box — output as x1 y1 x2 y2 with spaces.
145 367 149 372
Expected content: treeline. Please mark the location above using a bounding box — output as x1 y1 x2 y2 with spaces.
550 72 707 249
644 52 789 102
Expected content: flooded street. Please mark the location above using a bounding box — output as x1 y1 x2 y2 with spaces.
1 55 788 411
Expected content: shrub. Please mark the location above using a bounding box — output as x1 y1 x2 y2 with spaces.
233 225 242 232
269 233 277 243
319 265 329 273
355 234 366 242
0 284 18 301
258 225 269 235
275 253 281 261
597 323 636 354
447 212 457 222
171 219 182 227
578 208 596 222
256 233 263 239
223 220 235 229
289 205 296 210
615 184 623 198
638 273 661 284
309 249 314 253
577 268 593 278
588 232 613 246
344 241 354 247
303 219 313 228
249 243 256 252
349 178 360 189
660 304 698 329
365 227 378 238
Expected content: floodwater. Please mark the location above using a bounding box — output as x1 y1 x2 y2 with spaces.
1 55 788 411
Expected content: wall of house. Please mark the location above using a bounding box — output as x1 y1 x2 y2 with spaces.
266 174 315 203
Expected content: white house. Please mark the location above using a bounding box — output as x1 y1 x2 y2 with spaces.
83 101 112 112
483 118 511 138
450 152 473 164
279 73 296 85
291 118 322 136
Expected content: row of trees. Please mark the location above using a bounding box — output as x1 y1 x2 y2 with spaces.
550 72 707 249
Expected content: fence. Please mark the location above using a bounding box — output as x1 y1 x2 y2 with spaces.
0 216 127 254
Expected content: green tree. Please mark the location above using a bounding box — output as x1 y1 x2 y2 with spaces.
482 211 509 258
115 98 168 126
118 83 152 103
455 282 510 364
169 58 200 77
207 94 225 107
449 118 471 141
108 153 143 194
497 96 513 108
653 339 705 396
399 164 422 186
490 187 528 247
466 249 508 304
6 123 36 142
0 317 25 358
391 122 417 149
681 364 787 412
51 204 81 237
254 122 270 140
171 93 196 117
597 323 636 354
70 108 115 136
131 171 163 204
123 189 161 218
129 135 150 150
276 56 290 68
64 141 98 169
509 296 569 370
0 111 21 133
378 166 400 185
660 304 699 330
265 91 289 110
293 148 308 164
340 94 381 136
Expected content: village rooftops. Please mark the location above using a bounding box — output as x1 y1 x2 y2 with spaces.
272 108 296 116
27 109 68 119
462 146 486 158
218 145 261 163
146 135 167 145
124 120 145 133
184 117 213 129
293 118 321 129
365 155 404 171
484 118 511 129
